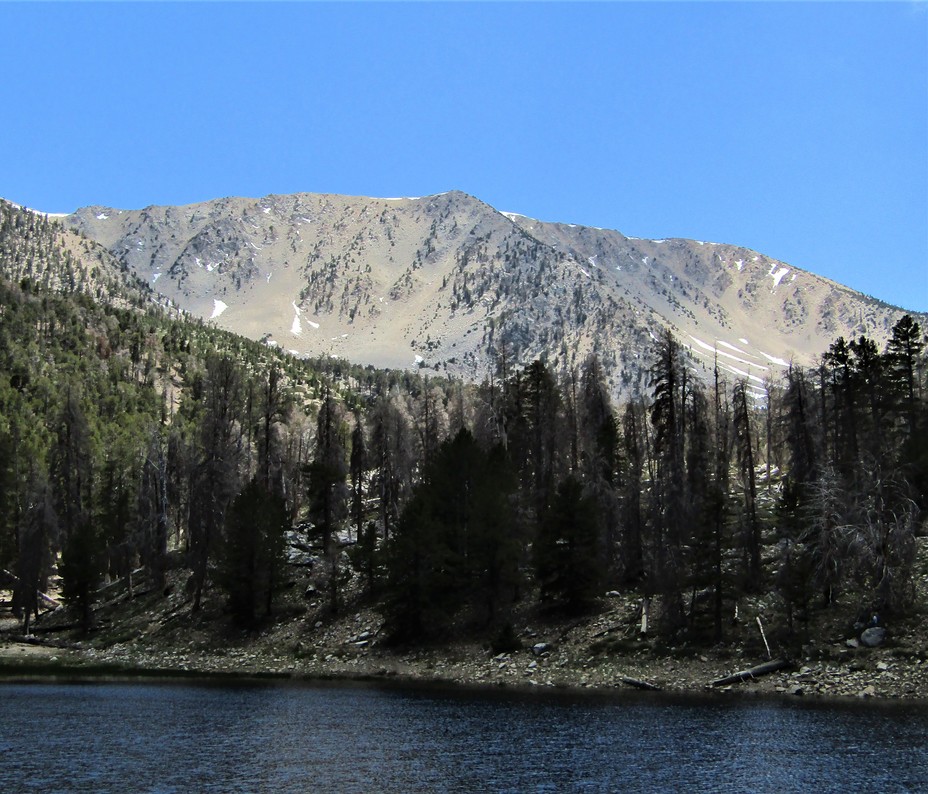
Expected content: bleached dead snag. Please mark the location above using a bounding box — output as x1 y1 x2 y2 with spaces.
756 616 771 660
711 659 792 687
1 569 61 608
620 676 662 691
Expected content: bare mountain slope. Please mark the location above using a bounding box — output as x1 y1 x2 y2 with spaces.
63 190 922 397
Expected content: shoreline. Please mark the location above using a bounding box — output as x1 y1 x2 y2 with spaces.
2 640 926 708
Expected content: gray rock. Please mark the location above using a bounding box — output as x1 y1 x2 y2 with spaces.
860 627 886 648
532 642 552 656
846 638 860 649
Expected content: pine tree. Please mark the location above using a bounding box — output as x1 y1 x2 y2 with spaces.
619 401 646 584
534 475 603 613
348 415 376 593
732 379 761 586
14 471 58 634
189 354 244 611
368 392 414 541
648 330 687 633
885 315 923 428
137 427 169 592
382 429 520 640
51 388 100 631
220 478 288 627
578 355 621 579
305 384 349 614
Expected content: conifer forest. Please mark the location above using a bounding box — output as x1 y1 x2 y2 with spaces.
1 200 926 659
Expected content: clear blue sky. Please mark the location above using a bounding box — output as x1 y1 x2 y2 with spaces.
3 2 926 312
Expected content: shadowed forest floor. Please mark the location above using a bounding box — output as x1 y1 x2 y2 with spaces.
2 535 927 701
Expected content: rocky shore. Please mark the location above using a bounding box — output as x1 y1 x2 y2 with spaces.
3 593 927 703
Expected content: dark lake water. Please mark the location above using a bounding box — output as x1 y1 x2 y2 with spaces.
0 680 926 792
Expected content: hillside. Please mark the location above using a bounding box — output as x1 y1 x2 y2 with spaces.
2 193 926 703
63 190 922 398
1 201 157 312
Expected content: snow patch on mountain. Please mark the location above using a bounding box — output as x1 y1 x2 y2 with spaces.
717 340 750 355
770 266 790 288
758 350 790 367
211 299 228 319
688 335 769 371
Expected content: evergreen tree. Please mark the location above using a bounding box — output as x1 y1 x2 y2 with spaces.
348 416 376 593
305 384 349 614
137 427 169 592
884 316 927 509
732 379 761 586
619 401 646 584
849 335 885 464
776 365 821 632
50 388 100 631
534 475 603 613
648 331 687 632
13 471 58 634
382 429 520 640
578 355 621 579
189 354 244 611
709 360 732 642
885 315 923 428
220 478 288 627
368 392 414 541
682 383 722 634
60 517 103 633
256 364 289 495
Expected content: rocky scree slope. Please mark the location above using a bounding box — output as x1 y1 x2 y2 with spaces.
64 191 922 398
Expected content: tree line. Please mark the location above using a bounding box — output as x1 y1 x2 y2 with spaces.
1 201 924 651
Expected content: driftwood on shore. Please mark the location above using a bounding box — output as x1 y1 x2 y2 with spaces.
620 676 662 691
711 658 792 687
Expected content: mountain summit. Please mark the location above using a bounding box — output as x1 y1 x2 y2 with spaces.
64 190 919 397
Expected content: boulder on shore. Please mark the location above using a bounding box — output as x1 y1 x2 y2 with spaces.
860 627 886 648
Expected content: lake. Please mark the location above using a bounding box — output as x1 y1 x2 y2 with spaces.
0 681 926 792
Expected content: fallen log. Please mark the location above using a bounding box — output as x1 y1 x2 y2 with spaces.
591 623 628 640
30 622 82 635
711 658 792 687
620 676 663 692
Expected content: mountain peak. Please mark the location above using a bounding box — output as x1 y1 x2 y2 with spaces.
61 190 922 397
